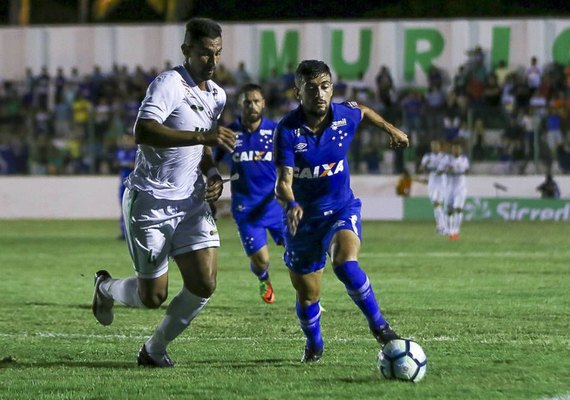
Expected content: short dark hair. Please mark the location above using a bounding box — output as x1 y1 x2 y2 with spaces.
295 60 332 87
238 83 264 98
184 18 222 44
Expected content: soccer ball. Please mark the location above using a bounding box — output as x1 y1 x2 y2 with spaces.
378 339 427 383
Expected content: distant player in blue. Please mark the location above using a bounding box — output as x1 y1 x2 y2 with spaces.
115 133 137 240
216 83 284 303
274 60 409 362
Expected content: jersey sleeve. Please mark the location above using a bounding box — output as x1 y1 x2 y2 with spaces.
274 123 295 168
137 72 184 124
342 101 364 122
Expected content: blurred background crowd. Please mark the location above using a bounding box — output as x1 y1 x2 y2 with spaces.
1 47 570 177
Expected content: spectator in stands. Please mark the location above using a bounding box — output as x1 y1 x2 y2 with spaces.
54 67 67 104
443 93 462 142
350 71 374 104
483 72 504 128
545 104 563 160
401 90 424 143
375 65 394 109
494 60 511 87
233 61 252 87
452 65 468 96
35 66 51 110
425 84 446 141
526 56 542 94
333 75 349 103
427 64 444 90
261 67 282 112
511 73 533 114
536 174 560 198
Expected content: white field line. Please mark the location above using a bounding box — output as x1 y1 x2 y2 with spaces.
359 251 570 259
0 332 568 346
0 332 455 343
541 395 570 400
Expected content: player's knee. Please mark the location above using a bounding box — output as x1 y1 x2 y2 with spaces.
140 291 167 309
186 278 216 298
250 256 270 270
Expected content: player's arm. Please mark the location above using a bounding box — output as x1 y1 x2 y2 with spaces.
134 118 236 152
275 166 303 236
199 146 223 203
358 103 409 148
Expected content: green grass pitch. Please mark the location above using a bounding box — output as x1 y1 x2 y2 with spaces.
0 218 568 400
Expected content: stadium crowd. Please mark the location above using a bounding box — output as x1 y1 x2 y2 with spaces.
0 48 569 176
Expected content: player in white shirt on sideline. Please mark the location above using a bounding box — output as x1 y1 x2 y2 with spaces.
91 18 236 367
419 140 448 234
440 142 470 240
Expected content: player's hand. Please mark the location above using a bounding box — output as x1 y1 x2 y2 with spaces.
205 174 223 202
388 126 409 149
287 204 303 236
204 126 236 153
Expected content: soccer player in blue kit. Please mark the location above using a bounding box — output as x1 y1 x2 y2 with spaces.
274 60 409 362
216 83 284 303
115 133 137 240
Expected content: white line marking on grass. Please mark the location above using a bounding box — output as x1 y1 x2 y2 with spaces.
0 332 458 343
360 251 570 259
541 395 570 400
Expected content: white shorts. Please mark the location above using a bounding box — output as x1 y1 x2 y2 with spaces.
445 186 467 211
428 179 446 204
122 188 220 279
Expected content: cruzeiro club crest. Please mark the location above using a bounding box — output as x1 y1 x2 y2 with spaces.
463 198 492 221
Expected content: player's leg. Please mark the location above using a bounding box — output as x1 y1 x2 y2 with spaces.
236 218 275 303
250 245 275 303
140 201 219 367
433 200 446 234
289 269 324 362
140 247 216 367
430 185 445 234
93 189 171 325
329 230 398 344
451 188 467 239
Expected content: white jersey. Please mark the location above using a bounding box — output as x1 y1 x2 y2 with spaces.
420 151 447 203
443 154 469 189
126 65 226 200
440 154 469 209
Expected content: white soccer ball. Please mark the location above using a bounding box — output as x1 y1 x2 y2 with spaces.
378 339 427 383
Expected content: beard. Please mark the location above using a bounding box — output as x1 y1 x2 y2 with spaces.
244 113 262 124
307 105 328 118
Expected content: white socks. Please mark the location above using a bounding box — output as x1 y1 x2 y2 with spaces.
434 206 445 231
100 277 145 308
448 212 463 234
145 287 210 357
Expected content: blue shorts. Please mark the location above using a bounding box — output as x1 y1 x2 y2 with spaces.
233 200 285 256
283 198 362 275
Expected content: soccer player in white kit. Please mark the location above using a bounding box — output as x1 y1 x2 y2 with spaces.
419 140 447 234
91 18 236 367
441 142 469 240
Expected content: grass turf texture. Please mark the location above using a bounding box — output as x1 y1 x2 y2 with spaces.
0 219 568 400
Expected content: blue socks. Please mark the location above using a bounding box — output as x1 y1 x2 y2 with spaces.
296 301 323 351
250 262 269 281
333 260 387 331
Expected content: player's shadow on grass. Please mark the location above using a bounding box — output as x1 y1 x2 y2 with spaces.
190 358 292 368
1 360 136 369
23 301 92 310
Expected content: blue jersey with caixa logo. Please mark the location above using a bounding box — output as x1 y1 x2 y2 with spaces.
274 101 362 216
223 117 278 217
